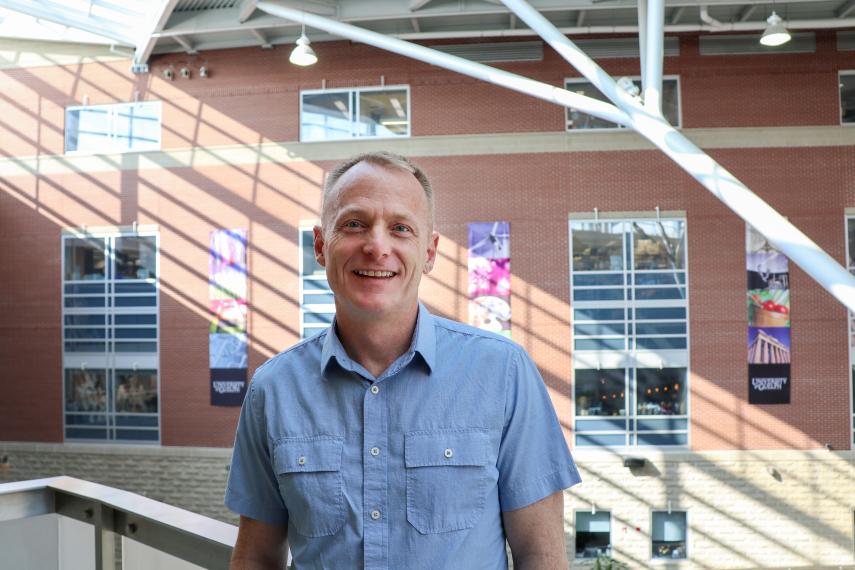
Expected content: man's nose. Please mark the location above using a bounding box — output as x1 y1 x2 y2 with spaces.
362 227 391 258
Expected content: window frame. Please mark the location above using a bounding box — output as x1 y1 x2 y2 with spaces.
650 509 688 561
564 75 682 131
574 510 612 560
569 214 691 449
299 85 411 142
839 71 855 126
64 101 162 155
845 213 855 449
61 228 160 444
299 224 335 338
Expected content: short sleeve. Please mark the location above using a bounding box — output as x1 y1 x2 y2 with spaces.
224 382 289 526
496 348 582 512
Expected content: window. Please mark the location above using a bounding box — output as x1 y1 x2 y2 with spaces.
652 511 687 559
565 77 680 130
65 101 161 154
846 215 855 445
300 227 334 338
300 86 410 141
844 73 855 125
62 230 159 442
575 511 611 559
570 217 689 447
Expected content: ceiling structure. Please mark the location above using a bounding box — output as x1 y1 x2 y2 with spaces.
0 0 853 69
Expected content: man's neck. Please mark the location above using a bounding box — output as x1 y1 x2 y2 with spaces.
334 305 420 379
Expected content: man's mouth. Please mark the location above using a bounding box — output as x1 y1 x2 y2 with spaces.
354 270 397 278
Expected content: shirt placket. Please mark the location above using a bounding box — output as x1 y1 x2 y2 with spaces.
363 380 389 570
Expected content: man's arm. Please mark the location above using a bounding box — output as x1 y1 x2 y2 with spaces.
503 491 568 570
230 516 288 570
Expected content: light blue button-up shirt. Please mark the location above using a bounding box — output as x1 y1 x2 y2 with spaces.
225 304 581 570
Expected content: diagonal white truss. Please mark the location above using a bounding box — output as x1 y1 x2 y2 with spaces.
257 0 855 314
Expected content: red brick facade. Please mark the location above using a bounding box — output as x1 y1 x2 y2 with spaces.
1 32 853 451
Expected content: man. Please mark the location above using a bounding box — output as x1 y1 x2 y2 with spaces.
225 152 581 569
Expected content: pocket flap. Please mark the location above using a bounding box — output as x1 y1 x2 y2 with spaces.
405 429 490 468
273 436 343 473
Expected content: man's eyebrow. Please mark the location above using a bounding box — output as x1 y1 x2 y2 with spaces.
333 207 419 225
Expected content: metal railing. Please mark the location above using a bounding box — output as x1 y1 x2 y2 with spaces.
0 476 236 570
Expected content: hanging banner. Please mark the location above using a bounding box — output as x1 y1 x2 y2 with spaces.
468 221 511 338
209 229 248 406
746 225 791 404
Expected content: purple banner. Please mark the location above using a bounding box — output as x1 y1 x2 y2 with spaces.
468 222 511 338
209 229 248 406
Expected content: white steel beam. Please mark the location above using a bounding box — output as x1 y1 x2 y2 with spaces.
134 0 180 66
738 5 757 21
838 0 855 18
576 9 586 26
256 0 855 314
174 34 198 54
637 0 646 94
643 0 664 114
238 0 258 23
250 28 273 48
669 6 685 24
502 0 855 313
409 0 434 11
255 1 630 126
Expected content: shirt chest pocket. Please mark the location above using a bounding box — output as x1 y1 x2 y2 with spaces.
405 428 491 534
273 436 345 537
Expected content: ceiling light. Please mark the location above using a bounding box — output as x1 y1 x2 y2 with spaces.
760 12 791 47
290 23 317 66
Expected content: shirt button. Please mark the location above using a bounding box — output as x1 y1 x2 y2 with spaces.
370 385 380 395
370 447 380 456
370 510 381 520
444 448 453 458
297 456 306 465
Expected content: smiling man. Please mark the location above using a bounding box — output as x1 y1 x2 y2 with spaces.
225 152 581 570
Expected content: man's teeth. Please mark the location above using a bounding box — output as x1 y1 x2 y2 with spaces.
355 270 395 277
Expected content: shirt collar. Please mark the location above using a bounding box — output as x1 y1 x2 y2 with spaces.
320 303 436 377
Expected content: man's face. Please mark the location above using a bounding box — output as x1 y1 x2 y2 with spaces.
314 161 439 324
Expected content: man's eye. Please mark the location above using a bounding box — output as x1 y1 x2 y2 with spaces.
393 225 411 233
343 220 362 229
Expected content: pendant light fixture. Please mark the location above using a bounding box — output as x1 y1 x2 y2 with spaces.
290 20 318 66
759 11 791 47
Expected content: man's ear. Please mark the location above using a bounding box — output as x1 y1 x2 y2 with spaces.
423 231 440 274
313 226 326 267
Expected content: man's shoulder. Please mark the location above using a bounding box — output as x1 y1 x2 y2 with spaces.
428 312 523 356
250 330 327 389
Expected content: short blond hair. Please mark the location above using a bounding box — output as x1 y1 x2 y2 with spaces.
321 151 434 230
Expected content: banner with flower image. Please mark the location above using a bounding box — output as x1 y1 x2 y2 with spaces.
209 229 248 406
468 222 511 337
746 225 790 404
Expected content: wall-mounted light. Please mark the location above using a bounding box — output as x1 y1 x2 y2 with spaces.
179 67 191 79
163 68 174 80
199 65 209 78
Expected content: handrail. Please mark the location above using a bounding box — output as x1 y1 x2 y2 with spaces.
0 476 236 570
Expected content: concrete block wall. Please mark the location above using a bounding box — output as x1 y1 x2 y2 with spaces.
3 443 854 568
0 442 236 524
566 449 855 569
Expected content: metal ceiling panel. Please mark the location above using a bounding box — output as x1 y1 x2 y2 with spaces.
699 32 816 54
433 40 544 62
